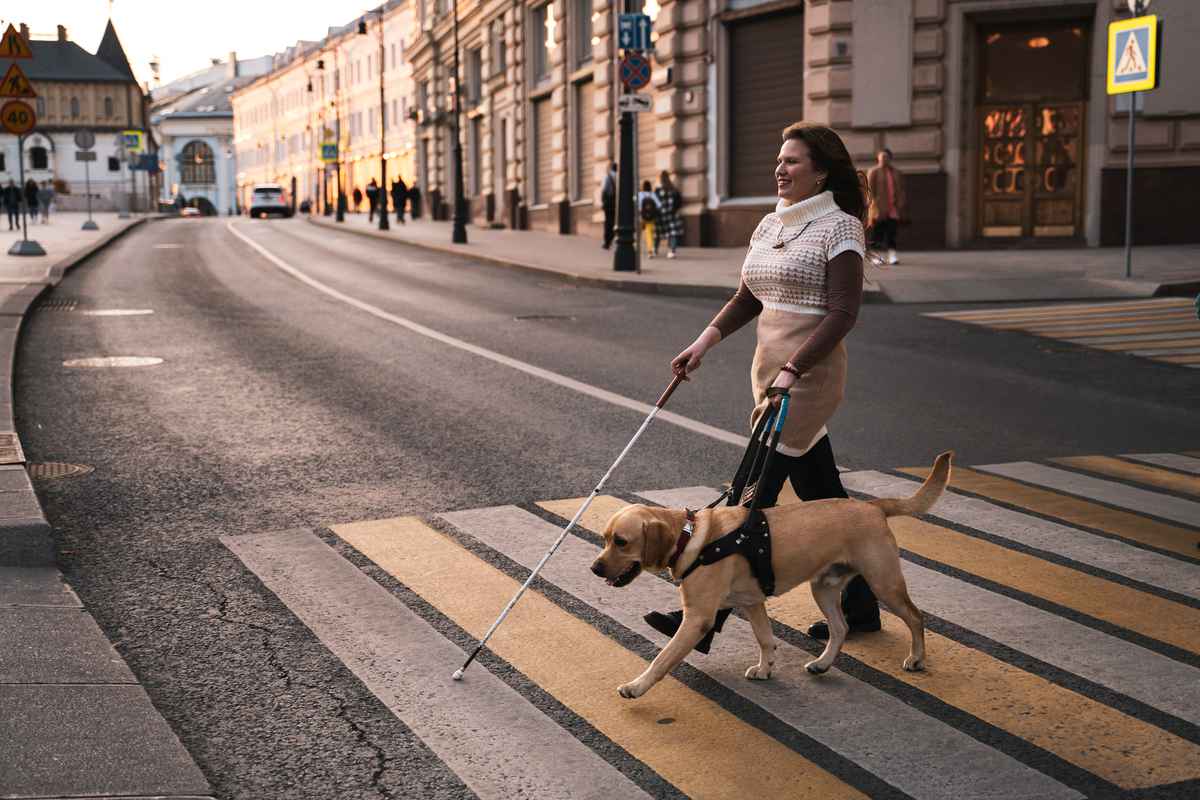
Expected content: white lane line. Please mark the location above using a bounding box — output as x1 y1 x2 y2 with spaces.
977 462 1200 529
222 529 649 800
1123 454 1200 476
443 505 1083 800
840 472 1200 601
226 221 745 448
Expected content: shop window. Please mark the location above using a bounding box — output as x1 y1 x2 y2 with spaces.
30 147 48 170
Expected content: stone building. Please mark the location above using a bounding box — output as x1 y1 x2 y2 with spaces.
406 0 1199 249
231 1 418 215
0 21 151 211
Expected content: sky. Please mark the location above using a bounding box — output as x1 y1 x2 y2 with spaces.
4 1 379 87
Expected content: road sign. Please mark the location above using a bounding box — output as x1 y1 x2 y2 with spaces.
617 93 652 113
618 13 652 51
121 129 145 154
74 129 96 150
1127 0 1151 13
0 99 35 134
0 24 32 59
75 151 97 162
1107 15 1160 95
321 142 338 163
619 53 651 90
0 63 35 98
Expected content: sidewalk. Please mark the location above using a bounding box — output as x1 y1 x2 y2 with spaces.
1 212 214 799
312 212 1200 303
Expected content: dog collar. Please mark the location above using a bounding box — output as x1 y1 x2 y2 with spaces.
667 509 696 570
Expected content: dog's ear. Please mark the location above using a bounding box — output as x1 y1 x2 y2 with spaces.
641 514 675 570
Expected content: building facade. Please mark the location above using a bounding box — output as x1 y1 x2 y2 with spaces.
0 21 151 211
231 1 418 215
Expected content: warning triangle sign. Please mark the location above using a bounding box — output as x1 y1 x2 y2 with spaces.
0 63 36 98
1116 32 1147 76
0 24 33 59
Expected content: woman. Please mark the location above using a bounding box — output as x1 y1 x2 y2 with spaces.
636 180 660 258
644 122 878 651
655 171 685 259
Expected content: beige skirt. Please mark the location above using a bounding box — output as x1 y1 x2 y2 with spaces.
750 309 847 457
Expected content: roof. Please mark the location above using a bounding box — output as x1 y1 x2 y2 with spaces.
24 39 134 83
96 20 137 81
156 75 259 118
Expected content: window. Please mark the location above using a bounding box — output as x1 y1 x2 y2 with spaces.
367 54 372 79
418 81 429 114
573 79 596 200
391 99 398 129
70 97 80 118
29 147 48 170
468 116 482 195
466 48 483 106
391 44 397 68
530 4 551 83
35 97 44 116
491 18 507 75
0 153 4 171
108 156 120 171
573 0 593 69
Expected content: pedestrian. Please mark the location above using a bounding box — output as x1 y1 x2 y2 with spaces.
867 147 905 265
600 162 617 249
637 180 660 258
38 180 53 223
366 178 379 222
392 177 408 224
644 121 877 652
23 178 38 223
3 180 19 230
408 182 421 219
654 170 684 259
353 186 363 213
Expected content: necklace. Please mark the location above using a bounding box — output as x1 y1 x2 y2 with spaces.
772 220 814 249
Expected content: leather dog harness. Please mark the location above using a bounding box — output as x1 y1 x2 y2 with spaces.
676 509 776 597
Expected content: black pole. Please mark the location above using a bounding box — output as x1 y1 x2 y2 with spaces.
377 11 390 231
335 51 345 222
612 0 636 271
450 0 468 244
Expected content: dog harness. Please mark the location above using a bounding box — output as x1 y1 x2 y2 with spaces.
676 509 776 597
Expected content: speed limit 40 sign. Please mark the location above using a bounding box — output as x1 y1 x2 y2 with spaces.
1 99 35 134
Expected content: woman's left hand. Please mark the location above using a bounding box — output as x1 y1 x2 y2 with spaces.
769 369 797 405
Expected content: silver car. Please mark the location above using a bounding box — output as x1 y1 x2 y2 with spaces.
249 184 292 218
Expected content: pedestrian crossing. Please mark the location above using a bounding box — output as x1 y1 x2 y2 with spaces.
222 451 1200 799
924 298 1200 367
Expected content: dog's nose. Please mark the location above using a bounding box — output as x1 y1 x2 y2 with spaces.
590 561 605 577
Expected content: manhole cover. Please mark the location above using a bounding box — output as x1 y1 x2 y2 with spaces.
37 298 78 311
515 314 575 321
63 356 164 368
0 433 25 465
78 309 155 317
28 462 94 480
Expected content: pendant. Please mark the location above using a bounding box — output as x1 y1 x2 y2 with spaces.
772 241 786 249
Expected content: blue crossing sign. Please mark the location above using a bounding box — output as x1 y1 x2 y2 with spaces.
618 13 652 52
1107 15 1160 95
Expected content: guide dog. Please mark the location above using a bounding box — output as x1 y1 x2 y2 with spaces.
591 452 952 699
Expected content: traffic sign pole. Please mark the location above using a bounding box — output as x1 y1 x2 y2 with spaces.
3 23 44 255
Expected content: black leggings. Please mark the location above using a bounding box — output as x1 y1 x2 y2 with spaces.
752 435 879 620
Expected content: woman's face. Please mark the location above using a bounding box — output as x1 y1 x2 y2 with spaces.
775 138 826 205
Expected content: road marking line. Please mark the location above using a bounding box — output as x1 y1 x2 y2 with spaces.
221 529 649 800
1064 330 1200 344
925 299 1188 321
900 467 1199 559
985 310 1194 329
1123 453 1200 476
1053 456 1200 499
541 493 1200 790
1095 337 1200 352
1156 353 1200 364
1010 312 1195 331
1038 321 1200 338
226 221 746 448
333 515 866 800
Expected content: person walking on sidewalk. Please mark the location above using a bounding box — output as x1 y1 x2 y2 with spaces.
644 121 878 652
366 179 379 222
654 171 684 259
23 179 38 223
353 186 363 213
867 148 905 265
637 180 661 258
3 180 19 230
408 183 422 219
38 181 53 223
600 162 617 249
392 177 408 224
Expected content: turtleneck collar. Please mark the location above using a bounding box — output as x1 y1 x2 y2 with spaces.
774 190 839 228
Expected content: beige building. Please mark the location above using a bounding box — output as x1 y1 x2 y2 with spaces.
406 0 1199 249
232 1 418 214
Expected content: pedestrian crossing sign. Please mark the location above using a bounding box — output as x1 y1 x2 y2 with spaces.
1107 15 1159 95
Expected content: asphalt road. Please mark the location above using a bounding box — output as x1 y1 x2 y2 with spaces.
14 217 1200 799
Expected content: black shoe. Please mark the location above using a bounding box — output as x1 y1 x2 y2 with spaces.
805 615 882 640
643 607 733 655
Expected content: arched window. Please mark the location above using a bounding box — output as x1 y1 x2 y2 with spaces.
180 140 215 184
30 147 48 170
104 96 114 117
70 97 80 118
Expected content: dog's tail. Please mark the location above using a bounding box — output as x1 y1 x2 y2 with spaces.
870 451 953 518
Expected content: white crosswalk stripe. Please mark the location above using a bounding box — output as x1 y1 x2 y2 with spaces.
1123 453 1200 476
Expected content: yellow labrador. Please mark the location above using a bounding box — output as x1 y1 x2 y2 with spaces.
591 452 952 699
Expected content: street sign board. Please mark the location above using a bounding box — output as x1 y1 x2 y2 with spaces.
0 99 35 134
0 63 35 98
619 53 651 90
617 93 652 113
121 129 145 154
0 24 32 59
75 151 97 162
1107 15 1160 95
618 14 652 51
74 129 96 150
321 142 338 162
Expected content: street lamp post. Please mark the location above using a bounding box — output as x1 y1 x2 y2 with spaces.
333 47 346 222
361 10 389 231
317 57 331 216
450 0 468 243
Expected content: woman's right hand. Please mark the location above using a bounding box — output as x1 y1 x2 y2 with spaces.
671 327 722 380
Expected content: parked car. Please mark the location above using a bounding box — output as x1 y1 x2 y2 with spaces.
179 206 201 217
248 184 292 218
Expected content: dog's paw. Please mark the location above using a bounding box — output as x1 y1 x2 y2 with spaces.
804 660 830 675
617 682 642 699
745 664 773 681
902 656 925 672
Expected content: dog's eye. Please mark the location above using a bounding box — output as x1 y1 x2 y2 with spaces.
614 537 627 547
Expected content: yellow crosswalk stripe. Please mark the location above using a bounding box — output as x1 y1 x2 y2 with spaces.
1053 456 1200 498
901 467 1200 557
1034 321 1200 339
541 495 1200 789
927 299 1190 322
1156 353 1200 364
333 516 867 800
1012 311 1196 331
1092 337 1200 352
